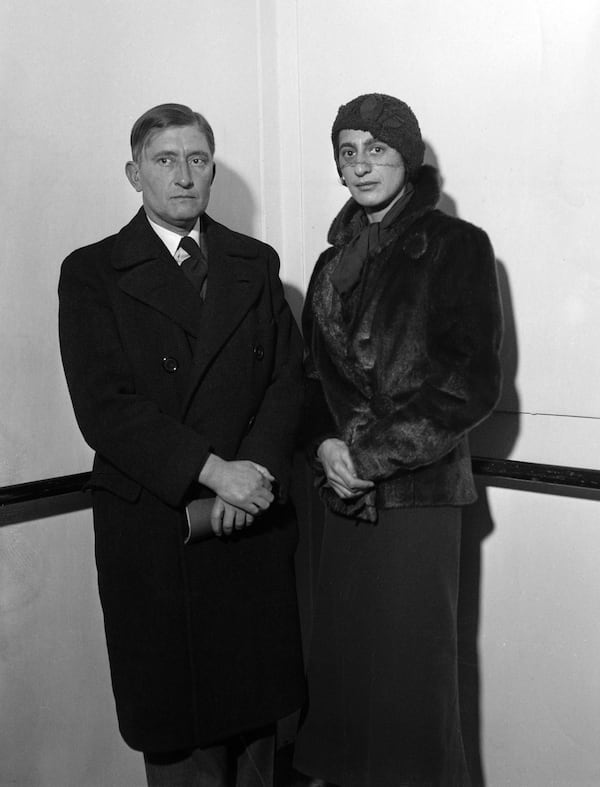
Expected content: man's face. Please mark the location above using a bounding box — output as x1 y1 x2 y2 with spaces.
126 124 214 233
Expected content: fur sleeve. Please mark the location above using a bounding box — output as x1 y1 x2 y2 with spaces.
350 224 503 481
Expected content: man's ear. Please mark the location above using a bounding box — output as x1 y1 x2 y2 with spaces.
125 161 143 192
211 162 216 184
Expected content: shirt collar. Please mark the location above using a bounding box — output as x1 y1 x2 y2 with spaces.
146 215 201 259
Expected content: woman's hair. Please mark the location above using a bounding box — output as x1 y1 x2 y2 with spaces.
130 103 215 162
331 93 424 181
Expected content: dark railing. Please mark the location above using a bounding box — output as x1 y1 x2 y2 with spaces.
0 472 91 507
0 472 92 527
2 458 600 521
470 458 600 491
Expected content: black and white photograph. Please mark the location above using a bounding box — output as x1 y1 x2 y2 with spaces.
1 2 599 785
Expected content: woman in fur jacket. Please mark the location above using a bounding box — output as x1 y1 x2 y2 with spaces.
291 94 503 787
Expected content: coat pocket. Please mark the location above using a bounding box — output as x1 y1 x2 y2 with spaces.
86 469 142 503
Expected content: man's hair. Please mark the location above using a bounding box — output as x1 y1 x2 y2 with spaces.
130 103 215 162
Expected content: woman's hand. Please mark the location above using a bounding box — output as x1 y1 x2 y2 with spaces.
317 438 374 499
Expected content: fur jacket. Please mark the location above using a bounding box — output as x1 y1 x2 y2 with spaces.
302 165 503 521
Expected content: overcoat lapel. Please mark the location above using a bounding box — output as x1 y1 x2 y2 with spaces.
182 216 263 409
112 209 204 337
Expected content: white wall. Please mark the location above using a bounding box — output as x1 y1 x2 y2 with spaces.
2 1 600 785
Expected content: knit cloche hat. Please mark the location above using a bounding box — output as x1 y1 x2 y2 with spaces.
331 93 425 181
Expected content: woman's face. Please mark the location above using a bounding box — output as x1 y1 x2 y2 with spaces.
338 129 407 221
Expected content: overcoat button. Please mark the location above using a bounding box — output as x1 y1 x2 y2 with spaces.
162 356 179 373
253 344 264 361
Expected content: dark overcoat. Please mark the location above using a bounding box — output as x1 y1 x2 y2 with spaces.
58 209 305 752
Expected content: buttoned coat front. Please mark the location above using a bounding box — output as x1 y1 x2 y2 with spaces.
59 209 305 753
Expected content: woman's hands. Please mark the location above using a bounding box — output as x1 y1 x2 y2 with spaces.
317 438 374 499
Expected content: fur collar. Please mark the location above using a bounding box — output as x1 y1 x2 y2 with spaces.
327 164 441 248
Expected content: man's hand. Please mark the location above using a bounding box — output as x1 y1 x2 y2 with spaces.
210 497 255 537
199 455 275 514
317 438 374 499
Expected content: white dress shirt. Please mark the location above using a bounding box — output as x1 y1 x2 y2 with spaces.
147 216 201 265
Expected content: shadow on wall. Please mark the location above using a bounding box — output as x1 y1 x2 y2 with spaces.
208 160 306 331
209 160 257 236
426 141 521 786
283 285 305 332
458 259 520 786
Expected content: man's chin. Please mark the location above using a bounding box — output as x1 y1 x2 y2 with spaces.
170 206 204 225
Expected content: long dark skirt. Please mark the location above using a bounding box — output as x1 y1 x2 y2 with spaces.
293 506 470 787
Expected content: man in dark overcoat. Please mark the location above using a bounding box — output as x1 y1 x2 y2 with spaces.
58 103 305 786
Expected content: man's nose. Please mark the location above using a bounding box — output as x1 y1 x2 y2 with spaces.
175 161 193 186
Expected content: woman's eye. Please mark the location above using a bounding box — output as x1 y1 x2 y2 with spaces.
341 149 354 159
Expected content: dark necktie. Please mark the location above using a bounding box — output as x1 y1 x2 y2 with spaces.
178 236 208 295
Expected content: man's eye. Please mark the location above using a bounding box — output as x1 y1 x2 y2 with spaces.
341 149 354 158
190 157 207 166
158 157 172 165
371 146 384 154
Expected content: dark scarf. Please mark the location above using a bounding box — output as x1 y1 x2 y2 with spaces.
329 184 414 296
